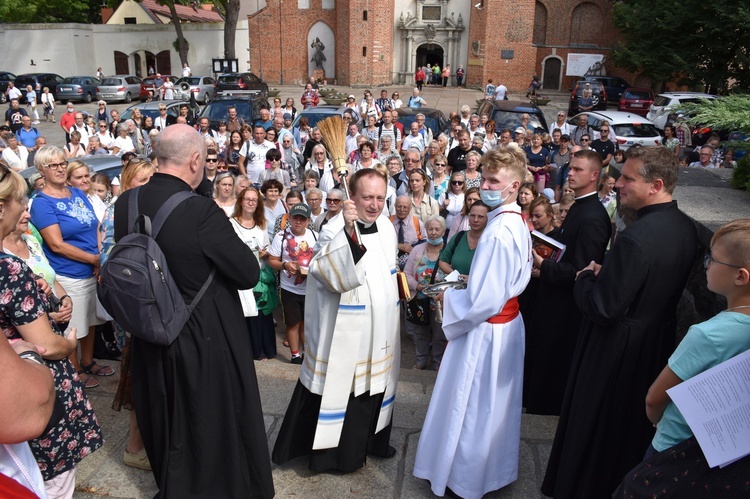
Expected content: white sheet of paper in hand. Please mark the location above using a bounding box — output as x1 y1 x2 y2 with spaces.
666 348 750 468
445 270 461 282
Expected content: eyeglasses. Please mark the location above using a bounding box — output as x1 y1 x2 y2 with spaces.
451 181 465 186
704 254 743 270
404 158 421 164
557 114 565 117
600 130 609 133
315 152 326 155
580 139 590 142
205 158 219 163
434 163 446 167
44 161 68 171
326 198 342 204
99 125 107 128
270 158 281 162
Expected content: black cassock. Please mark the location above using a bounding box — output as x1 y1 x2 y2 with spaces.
542 201 699 499
523 193 611 415
114 173 274 498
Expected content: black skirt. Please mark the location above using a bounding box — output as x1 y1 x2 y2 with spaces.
272 380 393 473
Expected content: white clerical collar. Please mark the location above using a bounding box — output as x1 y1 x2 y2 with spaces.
575 191 598 201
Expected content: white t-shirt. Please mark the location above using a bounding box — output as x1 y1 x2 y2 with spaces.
114 135 135 154
241 140 275 183
269 227 317 294
6 87 22 100
402 133 426 152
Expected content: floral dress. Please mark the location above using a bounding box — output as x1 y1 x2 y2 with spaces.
0 254 103 481
663 137 680 154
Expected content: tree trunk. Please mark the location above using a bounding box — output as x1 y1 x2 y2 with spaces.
167 2 189 65
223 0 241 59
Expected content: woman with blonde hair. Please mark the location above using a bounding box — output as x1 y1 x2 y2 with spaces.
100 156 156 471
408 168 440 223
213 172 236 216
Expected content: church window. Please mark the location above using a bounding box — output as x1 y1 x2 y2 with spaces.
298 0 310 9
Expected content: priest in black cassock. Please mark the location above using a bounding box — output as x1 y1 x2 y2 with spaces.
113 124 274 498
542 146 699 499
523 149 611 416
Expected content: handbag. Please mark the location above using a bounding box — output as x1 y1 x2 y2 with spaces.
405 257 439 326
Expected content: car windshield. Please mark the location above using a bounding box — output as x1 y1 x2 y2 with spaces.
613 123 660 138
397 115 441 137
178 77 201 85
62 78 83 84
100 78 122 86
202 101 252 122
291 111 338 130
624 90 651 100
491 110 545 133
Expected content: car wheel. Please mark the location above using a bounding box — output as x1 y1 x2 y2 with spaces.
125 92 132 103
0 92 6 104
84 92 92 103
591 95 600 107
203 92 210 104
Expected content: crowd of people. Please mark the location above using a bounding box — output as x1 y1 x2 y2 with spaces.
1 79 749 499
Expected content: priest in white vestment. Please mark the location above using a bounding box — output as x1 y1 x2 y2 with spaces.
413 146 532 498
272 168 401 473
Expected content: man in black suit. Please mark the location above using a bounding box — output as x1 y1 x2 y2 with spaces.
113 125 274 498
523 150 611 416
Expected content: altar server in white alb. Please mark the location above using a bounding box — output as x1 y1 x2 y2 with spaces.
413 146 533 498
272 168 401 472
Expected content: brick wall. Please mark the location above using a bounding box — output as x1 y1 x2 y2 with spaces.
247 0 394 86
466 0 538 93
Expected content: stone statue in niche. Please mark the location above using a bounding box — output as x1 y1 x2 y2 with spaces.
310 37 326 68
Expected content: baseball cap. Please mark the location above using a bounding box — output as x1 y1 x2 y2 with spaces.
560 134 571 142
514 127 526 135
289 203 311 219
348 94 356 99
283 113 292 120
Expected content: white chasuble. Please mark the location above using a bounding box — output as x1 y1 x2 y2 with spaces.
300 213 401 450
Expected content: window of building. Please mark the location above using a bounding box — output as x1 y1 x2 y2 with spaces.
298 0 310 9
322 0 334 9
124 17 137 24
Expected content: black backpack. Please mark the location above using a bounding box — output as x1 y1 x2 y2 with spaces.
97 188 215 346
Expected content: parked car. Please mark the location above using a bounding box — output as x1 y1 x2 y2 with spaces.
0 72 17 104
475 99 549 134
198 95 270 130
138 75 178 102
21 154 122 183
568 80 608 115
618 87 655 117
569 111 662 150
582 76 631 103
175 76 216 104
119 101 184 123
214 73 268 97
290 105 353 131
394 107 448 139
646 92 717 130
56 76 101 103
14 73 64 103
96 75 143 103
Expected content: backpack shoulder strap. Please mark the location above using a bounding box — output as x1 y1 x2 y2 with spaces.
127 187 146 234
151 190 195 238
451 229 467 252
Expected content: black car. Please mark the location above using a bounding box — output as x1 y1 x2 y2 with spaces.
0 72 17 104
568 80 608 115
214 73 268 98
394 107 448 139
15 73 64 103
475 100 549 134
581 76 631 103
198 95 270 130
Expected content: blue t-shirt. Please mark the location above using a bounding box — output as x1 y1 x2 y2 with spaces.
30 187 98 279
652 311 750 451
524 146 550 168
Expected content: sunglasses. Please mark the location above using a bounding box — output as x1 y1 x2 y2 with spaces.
451 181 464 186
326 198 342 204
434 163 446 167
580 139 590 142
205 158 219 163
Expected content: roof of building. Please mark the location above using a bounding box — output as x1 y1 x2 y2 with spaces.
139 0 224 24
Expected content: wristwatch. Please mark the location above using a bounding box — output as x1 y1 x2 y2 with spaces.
18 350 45 365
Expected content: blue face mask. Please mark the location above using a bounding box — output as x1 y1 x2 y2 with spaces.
427 237 444 246
480 183 513 207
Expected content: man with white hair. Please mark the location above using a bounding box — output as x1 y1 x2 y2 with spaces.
112 124 274 497
407 88 426 109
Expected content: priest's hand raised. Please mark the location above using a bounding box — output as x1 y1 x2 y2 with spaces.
342 199 359 237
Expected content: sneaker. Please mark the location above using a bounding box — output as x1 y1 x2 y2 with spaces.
290 355 303 365
123 448 151 471
32 121 40 124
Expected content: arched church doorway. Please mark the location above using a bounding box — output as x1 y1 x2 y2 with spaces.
416 43 444 73
114 51 129 75
542 57 562 91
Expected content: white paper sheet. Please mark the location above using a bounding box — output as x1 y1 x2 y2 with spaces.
667 349 750 468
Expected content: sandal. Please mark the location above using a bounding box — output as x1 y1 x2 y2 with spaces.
81 361 115 377
76 371 100 389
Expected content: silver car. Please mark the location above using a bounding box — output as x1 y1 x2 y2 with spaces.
175 76 216 104
96 75 142 103
646 92 716 130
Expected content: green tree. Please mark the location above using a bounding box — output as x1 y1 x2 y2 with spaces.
611 0 750 94
212 0 241 60
151 0 192 67
0 0 92 23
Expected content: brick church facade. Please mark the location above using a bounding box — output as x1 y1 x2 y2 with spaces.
247 0 647 92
